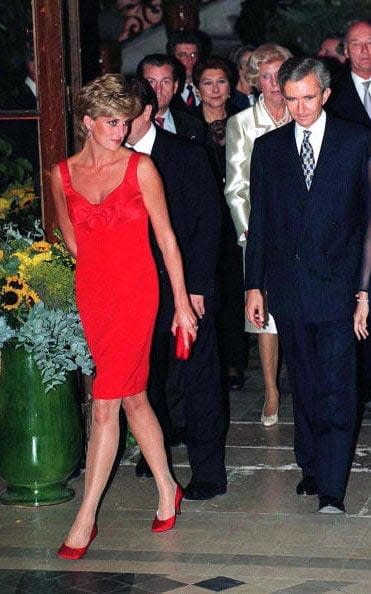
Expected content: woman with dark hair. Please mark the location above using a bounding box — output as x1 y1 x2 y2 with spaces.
193 57 248 392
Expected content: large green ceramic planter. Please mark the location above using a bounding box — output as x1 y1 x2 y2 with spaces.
0 346 82 506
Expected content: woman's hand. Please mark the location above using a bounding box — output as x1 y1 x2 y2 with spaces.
190 294 205 319
354 291 369 340
246 289 265 329
171 298 198 347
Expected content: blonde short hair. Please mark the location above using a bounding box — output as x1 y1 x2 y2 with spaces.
247 43 292 88
74 73 142 142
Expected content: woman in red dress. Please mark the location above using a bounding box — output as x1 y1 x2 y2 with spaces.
51 74 197 558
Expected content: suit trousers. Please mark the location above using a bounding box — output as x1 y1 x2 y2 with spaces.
147 324 173 449
217 234 249 372
180 312 226 486
276 316 357 502
147 314 226 487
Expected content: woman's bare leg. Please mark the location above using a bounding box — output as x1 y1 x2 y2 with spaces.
63 398 122 547
122 391 177 520
258 333 280 416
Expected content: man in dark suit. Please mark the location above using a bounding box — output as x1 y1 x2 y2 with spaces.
137 54 205 143
166 30 206 115
246 57 370 513
126 77 227 500
326 20 371 128
326 20 371 403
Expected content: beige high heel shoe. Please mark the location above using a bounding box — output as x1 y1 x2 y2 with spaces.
261 402 278 427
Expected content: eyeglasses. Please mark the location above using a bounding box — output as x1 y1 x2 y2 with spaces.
175 51 198 60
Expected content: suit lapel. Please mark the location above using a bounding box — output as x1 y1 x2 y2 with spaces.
309 116 339 192
253 101 275 135
282 122 308 193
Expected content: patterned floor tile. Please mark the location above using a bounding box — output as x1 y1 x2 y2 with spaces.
194 576 246 592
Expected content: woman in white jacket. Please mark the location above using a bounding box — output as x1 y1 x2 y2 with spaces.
225 43 292 427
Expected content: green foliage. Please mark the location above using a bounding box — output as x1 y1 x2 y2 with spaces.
26 261 74 311
15 302 94 393
0 221 94 392
236 0 371 55
0 136 33 192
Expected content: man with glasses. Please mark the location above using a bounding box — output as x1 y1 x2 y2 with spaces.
167 30 206 114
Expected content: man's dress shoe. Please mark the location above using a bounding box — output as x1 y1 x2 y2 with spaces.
184 480 227 500
318 496 345 514
135 455 153 478
296 477 317 496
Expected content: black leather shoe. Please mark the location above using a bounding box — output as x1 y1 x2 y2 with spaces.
184 480 227 500
296 476 317 496
318 496 345 514
227 369 245 392
135 455 153 478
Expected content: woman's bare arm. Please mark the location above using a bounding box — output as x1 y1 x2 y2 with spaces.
50 164 77 258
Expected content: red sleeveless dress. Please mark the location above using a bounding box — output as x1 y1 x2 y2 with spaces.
59 152 159 399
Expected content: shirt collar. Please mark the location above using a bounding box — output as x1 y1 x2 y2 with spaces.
126 122 156 155
295 109 327 137
351 71 371 85
25 76 36 97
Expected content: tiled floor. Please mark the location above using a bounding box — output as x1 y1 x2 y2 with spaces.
1 343 371 593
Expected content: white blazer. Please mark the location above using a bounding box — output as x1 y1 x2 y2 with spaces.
225 96 286 246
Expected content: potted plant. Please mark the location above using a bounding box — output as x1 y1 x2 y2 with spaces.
0 220 93 506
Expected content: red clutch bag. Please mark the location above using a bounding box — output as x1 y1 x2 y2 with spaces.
175 327 193 360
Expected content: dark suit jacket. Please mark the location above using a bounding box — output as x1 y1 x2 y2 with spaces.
326 70 371 128
171 108 205 144
150 127 221 329
245 115 370 323
170 91 199 116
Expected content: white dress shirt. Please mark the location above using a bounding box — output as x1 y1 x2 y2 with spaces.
295 109 327 165
181 82 201 106
25 76 36 97
351 71 371 105
126 123 156 155
162 109 176 134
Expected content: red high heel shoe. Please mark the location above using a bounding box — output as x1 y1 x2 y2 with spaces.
57 524 98 560
152 485 184 533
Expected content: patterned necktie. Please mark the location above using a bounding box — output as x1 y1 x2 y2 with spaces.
300 129 315 190
186 84 196 108
155 116 165 128
362 81 371 118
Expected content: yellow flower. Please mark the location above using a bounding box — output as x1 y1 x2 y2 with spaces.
19 192 36 208
0 198 10 219
31 241 51 253
5 275 24 290
23 288 41 307
1 286 23 311
0 249 4 261
13 250 52 277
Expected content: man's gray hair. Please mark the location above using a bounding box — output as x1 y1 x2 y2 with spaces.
278 57 331 93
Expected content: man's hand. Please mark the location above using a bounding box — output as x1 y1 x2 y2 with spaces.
246 289 265 329
190 294 205 319
354 291 369 340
